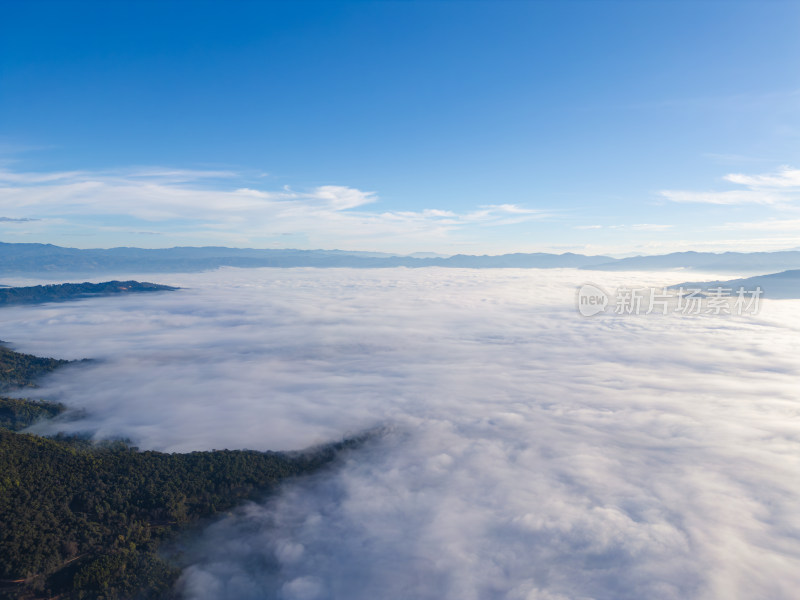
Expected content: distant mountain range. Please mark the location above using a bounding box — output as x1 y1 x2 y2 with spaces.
3 242 800 275
0 242 614 273
580 250 800 273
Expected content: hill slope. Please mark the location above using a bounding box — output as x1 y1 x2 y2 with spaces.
673 269 800 299
0 342 360 599
0 280 177 306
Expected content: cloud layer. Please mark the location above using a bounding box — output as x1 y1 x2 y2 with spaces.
3 268 800 599
0 168 545 250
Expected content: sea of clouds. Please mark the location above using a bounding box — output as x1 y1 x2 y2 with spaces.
2 267 800 600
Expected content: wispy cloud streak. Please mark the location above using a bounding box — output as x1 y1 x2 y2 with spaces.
661 166 800 206
0 167 547 248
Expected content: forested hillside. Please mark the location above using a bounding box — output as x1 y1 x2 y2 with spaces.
0 281 177 307
0 345 69 392
0 343 358 599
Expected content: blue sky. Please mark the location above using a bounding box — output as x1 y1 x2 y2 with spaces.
1 0 799 255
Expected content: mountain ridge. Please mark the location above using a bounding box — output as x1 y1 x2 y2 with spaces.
0 242 613 273
5 241 800 275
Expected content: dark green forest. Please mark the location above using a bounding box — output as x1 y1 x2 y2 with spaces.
0 281 177 307
0 397 65 432
0 346 70 393
0 338 357 599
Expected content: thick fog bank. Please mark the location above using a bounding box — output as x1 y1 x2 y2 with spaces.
2 268 800 599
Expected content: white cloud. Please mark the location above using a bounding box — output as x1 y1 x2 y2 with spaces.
0 216 37 222
724 166 800 188
4 268 800 599
0 167 546 249
661 166 800 206
0 169 87 184
659 189 779 205
629 223 673 231
125 168 238 181
605 224 674 231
